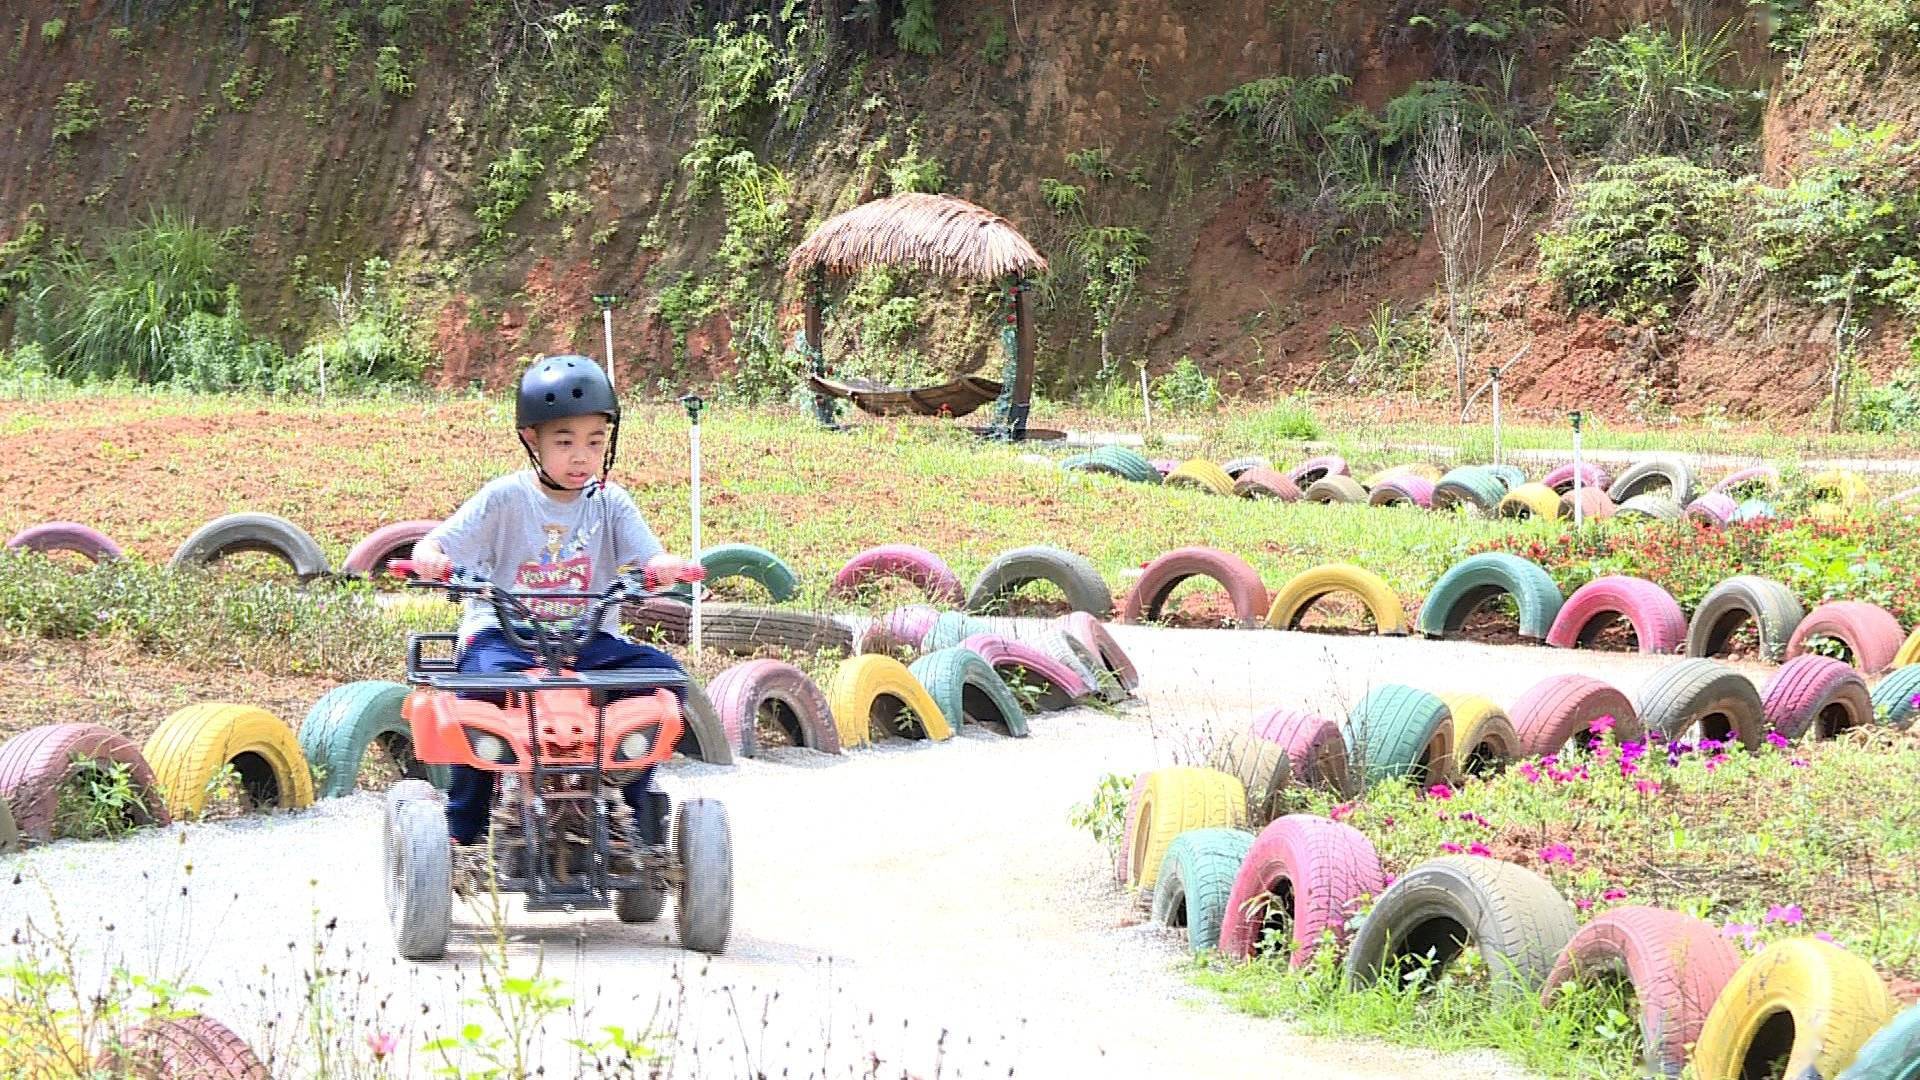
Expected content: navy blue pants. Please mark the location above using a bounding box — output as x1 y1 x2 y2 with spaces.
447 628 686 844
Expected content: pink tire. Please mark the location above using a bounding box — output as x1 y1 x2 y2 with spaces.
1685 493 1736 528
1218 814 1385 964
1543 462 1612 495
1546 576 1687 654
1368 476 1436 509
1542 906 1742 1077
1233 467 1303 501
957 633 1092 709
342 520 440 577
1509 673 1644 757
1287 455 1349 489
707 659 838 755
1784 600 1906 675
1120 546 1270 626
1760 655 1873 740
1059 612 1139 692
5 522 123 563
1711 465 1779 496
1248 707 1351 794
829 544 964 605
857 604 941 655
1114 771 1150 884
1150 458 1179 477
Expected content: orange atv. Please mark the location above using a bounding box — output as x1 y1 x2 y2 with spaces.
382 560 732 960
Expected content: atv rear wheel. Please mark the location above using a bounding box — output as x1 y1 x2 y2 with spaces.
385 794 452 961
674 799 734 955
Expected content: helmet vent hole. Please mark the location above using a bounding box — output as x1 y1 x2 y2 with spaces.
572 387 583 398
544 392 556 404
565 361 575 367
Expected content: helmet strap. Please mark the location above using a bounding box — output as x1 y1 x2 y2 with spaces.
518 417 620 497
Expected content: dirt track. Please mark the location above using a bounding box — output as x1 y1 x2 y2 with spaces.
0 626 1750 1078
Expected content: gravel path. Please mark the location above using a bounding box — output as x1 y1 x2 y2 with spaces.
0 628 1755 1078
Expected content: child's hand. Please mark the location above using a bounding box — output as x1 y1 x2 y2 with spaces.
410 547 451 581
643 553 705 590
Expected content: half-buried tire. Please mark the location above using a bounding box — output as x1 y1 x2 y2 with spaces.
684 543 800 603
1686 576 1805 663
829 544 965 605
1151 827 1255 953
98 1013 270 1079
678 681 735 765
700 605 854 655
1841 1003 1920 1080
1288 455 1349 489
0 723 172 843
1264 564 1408 635
1693 938 1895 1080
1303 475 1368 505
5 521 124 563
1785 600 1907 675
1508 674 1643 757
1544 462 1612 495
1416 553 1564 641
169 512 330 580
957 633 1092 710
1121 546 1270 626
1541 906 1743 1078
1209 728 1292 826
299 680 449 799
825 655 953 748
1233 467 1302 501
1060 611 1140 692
1432 467 1507 516
1219 814 1385 964
1124 766 1247 891
1760 655 1872 741
1436 693 1523 776
909 647 1030 736
1870 664 1920 731
965 545 1113 618
1368 475 1435 509
1635 659 1765 749
342 521 439 578
1165 459 1236 496
1248 708 1352 795
1344 855 1577 998
1608 457 1696 505
142 704 315 818
1497 483 1563 521
1546 575 1687 654
707 659 838 754
1344 685 1453 786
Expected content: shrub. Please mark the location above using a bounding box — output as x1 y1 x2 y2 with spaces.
52 81 99 141
1851 362 1920 432
169 288 291 392
294 256 430 393
1040 178 1085 216
1205 74 1351 164
1535 157 1744 323
691 22 776 129
1554 24 1751 157
1152 356 1221 413
894 0 940 55
885 147 945 195
1755 123 1920 310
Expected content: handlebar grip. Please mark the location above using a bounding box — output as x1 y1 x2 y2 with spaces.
387 559 450 582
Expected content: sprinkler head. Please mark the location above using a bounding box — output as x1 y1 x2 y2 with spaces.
678 393 704 423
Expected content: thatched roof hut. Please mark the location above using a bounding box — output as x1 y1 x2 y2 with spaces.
787 193 1048 282
788 194 1045 436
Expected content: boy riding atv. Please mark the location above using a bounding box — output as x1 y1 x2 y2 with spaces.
385 356 731 959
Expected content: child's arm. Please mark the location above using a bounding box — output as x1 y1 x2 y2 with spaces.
420 484 501 579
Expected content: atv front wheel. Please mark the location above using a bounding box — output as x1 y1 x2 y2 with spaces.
674 799 733 955
385 794 452 961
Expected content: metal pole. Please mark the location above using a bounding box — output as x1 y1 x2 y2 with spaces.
1570 411 1585 530
679 394 705 656
1490 365 1502 467
1138 362 1153 435
593 293 621 392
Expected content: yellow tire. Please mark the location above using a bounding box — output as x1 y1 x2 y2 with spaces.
141 703 316 817
826 654 953 749
1165 459 1235 497
1893 626 1920 669
1361 462 1443 487
1810 470 1871 507
0 1005 82 1076
1124 766 1246 891
1498 482 1564 521
1436 692 1522 775
1693 937 1896 1080
1264 563 1410 635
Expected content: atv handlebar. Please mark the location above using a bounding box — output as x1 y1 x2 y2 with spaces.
387 558 705 673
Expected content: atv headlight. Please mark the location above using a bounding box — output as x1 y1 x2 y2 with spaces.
617 730 651 762
465 730 515 764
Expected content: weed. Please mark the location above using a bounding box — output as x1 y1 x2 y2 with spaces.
1554 23 1752 157
1040 178 1085 216
264 13 302 52
894 0 941 55
474 147 545 242
1067 146 1117 180
982 15 1009 64
1322 303 1438 395
1068 772 1134 854
374 46 415 97
1152 356 1221 414
39 17 63 44
885 144 945 195
52 757 144 840
52 82 100 142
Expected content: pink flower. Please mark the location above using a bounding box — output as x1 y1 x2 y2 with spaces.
1814 931 1835 944
367 1032 397 1060
1618 759 1640 777
1467 842 1492 857
1589 715 1617 735
1635 779 1661 796
1602 887 1627 901
1722 922 1759 948
1539 843 1575 866
1575 897 1595 912
1518 762 1542 784
1440 841 1464 854
1765 904 1804 926
1790 757 1810 768
1765 730 1791 750
1382 874 1396 888
1427 783 1455 801
1457 811 1491 828
1330 802 1353 821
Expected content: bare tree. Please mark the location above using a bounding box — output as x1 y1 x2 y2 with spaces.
1412 113 1500 412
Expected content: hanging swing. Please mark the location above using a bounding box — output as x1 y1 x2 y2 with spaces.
785 193 1049 438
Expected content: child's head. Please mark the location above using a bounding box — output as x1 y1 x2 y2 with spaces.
515 355 619 493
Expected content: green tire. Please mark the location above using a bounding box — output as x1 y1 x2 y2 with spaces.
1840 1003 1920 1080
1871 665 1920 731
1416 553 1565 641
1344 685 1454 786
922 611 993 653
1484 464 1527 492
1433 467 1507 515
1151 827 1255 953
1085 446 1162 484
909 647 1030 736
300 680 449 799
670 543 799 603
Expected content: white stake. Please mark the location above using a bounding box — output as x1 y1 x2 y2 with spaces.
594 293 620 392
1571 411 1585 529
1138 362 1153 434
681 395 704 656
1490 366 1502 467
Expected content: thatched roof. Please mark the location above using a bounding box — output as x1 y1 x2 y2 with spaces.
787 193 1047 282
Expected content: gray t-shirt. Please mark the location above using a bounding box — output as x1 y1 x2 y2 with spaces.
424 471 663 643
